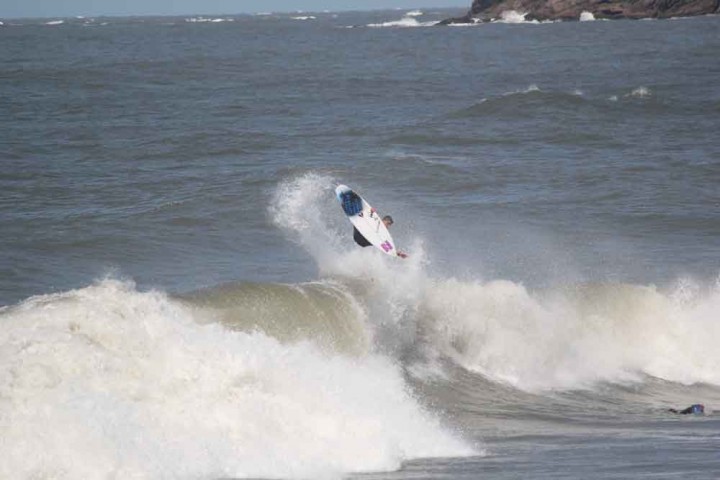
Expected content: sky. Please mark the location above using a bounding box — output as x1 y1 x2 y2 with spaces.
0 1 468 18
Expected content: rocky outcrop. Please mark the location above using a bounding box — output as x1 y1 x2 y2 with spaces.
440 0 720 23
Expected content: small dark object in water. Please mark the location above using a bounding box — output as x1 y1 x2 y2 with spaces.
668 404 704 415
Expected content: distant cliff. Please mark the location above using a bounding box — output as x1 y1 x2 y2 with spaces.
441 0 720 23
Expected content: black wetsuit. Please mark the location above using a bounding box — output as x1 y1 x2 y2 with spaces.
669 404 704 415
353 227 372 247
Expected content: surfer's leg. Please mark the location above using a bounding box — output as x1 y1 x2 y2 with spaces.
353 227 372 247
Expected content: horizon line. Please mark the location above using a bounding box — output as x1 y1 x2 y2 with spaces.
0 5 467 20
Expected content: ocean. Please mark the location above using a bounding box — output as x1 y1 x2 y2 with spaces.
1 8 719 479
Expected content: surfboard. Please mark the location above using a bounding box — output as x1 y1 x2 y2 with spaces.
335 184 398 257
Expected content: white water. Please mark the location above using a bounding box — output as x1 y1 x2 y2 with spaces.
494 11 539 24
420 278 720 391
0 279 473 479
366 12 437 28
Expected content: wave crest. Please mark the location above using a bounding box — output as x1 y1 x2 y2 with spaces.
419 278 720 391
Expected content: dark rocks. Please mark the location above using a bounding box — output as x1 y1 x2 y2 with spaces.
440 0 720 23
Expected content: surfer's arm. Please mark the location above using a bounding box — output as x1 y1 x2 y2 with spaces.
397 251 408 259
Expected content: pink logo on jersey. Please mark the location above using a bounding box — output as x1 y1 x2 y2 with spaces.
380 241 393 252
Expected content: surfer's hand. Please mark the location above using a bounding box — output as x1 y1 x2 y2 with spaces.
397 251 408 259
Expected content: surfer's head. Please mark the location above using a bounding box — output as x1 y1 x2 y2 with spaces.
382 215 394 227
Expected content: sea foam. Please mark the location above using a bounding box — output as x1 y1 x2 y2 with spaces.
0 279 473 479
419 277 720 391
493 11 539 24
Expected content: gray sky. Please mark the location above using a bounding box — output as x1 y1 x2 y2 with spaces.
0 1 468 18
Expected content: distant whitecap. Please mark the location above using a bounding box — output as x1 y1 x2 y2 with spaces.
185 17 231 23
630 86 651 98
366 12 436 28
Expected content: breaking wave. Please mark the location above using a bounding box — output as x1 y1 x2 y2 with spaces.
0 279 473 479
4 172 719 478
271 173 720 392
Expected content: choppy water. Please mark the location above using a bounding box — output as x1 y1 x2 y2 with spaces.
1 9 719 480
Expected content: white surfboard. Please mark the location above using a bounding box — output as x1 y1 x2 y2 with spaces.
335 184 398 257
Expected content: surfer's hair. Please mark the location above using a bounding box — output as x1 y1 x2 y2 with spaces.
382 215 393 225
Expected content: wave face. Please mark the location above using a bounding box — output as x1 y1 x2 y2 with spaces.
0 279 473 479
180 280 371 355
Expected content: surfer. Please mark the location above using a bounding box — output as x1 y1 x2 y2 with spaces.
668 404 704 415
353 212 408 258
